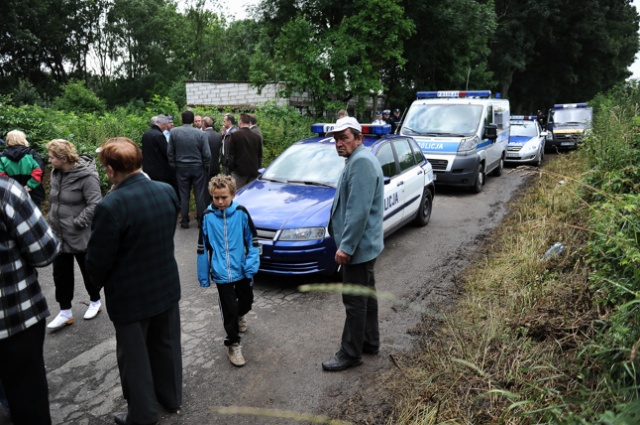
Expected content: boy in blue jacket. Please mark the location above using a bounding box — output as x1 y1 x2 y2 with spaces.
197 175 260 366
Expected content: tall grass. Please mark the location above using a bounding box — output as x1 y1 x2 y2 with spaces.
384 81 640 424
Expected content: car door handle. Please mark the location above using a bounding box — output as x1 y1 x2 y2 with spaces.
417 170 423 175
397 181 404 187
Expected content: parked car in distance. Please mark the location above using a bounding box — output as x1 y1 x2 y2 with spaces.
506 115 546 167
235 123 436 276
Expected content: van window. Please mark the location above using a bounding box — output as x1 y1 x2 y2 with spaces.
485 105 493 127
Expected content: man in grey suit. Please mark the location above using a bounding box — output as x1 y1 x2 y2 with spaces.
168 110 211 228
322 117 384 372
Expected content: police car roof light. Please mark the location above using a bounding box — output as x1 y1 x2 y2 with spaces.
310 123 392 136
553 103 588 109
510 115 536 120
416 90 492 99
361 124 392 135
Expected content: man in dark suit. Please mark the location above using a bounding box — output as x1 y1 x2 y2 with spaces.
141 115 178 197
202 116 222 204
227 113 263 189
86 138 182 425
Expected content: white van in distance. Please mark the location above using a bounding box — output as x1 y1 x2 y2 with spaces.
399 90 510 193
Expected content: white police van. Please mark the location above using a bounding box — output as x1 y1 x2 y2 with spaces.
399 90 510 193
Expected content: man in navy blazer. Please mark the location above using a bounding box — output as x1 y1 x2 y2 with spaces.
323 117 385 372
87 138 182 425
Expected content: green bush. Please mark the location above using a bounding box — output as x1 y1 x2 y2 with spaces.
53 80 106 115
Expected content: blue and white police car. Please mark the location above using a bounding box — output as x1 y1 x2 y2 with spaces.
505 115 546 166
545 103 593 152
399 90 510 193
235 123 436 276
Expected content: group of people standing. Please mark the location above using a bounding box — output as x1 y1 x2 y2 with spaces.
372 108 403 131
0 110 385 425
141 110 262 230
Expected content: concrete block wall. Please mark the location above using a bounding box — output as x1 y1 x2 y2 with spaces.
186 81 287 107
185 81 383 116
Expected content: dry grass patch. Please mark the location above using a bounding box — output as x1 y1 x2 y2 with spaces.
384 154 600 424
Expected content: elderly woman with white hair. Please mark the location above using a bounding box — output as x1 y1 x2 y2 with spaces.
0 130 46 208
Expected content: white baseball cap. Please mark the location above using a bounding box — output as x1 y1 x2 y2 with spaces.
326 116 362 137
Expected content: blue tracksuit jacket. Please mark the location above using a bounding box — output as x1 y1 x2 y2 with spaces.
197 201 260 286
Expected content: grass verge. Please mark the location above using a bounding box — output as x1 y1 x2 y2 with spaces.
384 153 597 424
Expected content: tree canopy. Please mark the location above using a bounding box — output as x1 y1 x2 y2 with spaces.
0 0 637 114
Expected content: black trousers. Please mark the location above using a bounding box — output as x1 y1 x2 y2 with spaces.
175 166 207 227
52 252 100 310
0 320 50 425
114 304 182 425
216 279 254 346
340 259 380 359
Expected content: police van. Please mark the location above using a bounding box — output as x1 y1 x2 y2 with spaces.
399 90 510 193
545 103 592 151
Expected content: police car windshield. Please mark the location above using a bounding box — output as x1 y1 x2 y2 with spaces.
262 143 344 187
511 123 538 137
402 104 482 136
551 109 592 124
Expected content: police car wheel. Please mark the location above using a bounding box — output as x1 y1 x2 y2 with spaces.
470 163 484 194
413 189 433 227
491 156 504 177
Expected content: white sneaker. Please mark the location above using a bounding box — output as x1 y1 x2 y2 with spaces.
227 343 246 367
83 301 102 320
238 315 248 333
47 311 74 330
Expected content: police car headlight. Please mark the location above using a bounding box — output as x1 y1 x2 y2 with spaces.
521 143 539 154
278 227 327 241
545 133 553 141
458 135 480 153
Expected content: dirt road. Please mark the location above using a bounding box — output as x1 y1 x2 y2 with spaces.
0 167 530 425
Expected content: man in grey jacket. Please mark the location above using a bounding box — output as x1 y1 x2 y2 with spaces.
322 116 384 372
168 111 211 229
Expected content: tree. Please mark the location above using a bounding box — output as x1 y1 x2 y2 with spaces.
386 0 497 110
504 0 639 111
253 0 414 115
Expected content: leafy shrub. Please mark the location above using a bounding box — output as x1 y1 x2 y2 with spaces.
53 80 106 115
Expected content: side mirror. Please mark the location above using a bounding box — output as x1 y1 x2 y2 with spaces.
484 124 498 140
540 131 548 137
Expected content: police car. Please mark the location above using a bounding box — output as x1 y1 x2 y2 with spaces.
399 90 510 193
505 115 546 166
545 103 593 151
235 123 436 276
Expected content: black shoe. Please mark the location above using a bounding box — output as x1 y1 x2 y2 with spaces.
322 352 363 372
113 413 157 425
362 345 379 355
180 222 189 229
162 404 181 414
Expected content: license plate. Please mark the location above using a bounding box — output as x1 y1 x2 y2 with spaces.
506 153 519 158
560 142 575 146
